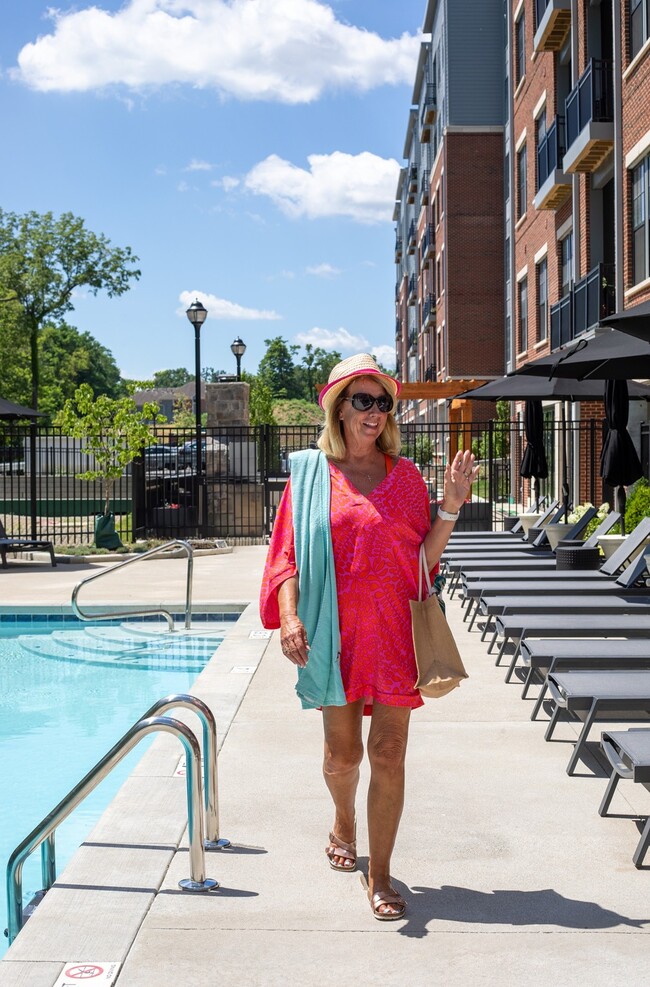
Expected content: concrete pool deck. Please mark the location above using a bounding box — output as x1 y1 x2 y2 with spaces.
1 547 650 986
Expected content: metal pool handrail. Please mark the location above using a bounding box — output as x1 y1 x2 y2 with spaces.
71 539 194 631
6 706 219 944
143 694 230 851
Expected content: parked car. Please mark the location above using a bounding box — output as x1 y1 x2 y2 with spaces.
178 439 206 470
144 444 178 471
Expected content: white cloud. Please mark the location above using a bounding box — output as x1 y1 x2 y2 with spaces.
306 263 341 278
294 328 396 369
13 0 420 101
185 159 214 172
178 290 281 321
295 326 369 352
244 151 400 224
215 175 240 191
154 164 167 176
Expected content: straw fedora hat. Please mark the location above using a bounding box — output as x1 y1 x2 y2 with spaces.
318 353 401 411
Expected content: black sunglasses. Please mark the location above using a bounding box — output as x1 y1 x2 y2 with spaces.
343 392 394 413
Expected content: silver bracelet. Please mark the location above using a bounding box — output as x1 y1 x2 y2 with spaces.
437 506 460 523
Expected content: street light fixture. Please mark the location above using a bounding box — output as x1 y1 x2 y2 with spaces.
230 336 246 381
185 299 208 530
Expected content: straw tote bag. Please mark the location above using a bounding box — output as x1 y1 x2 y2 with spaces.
410 544 469 699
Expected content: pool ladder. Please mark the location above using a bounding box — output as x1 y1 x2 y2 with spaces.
5 693 230 946
71 539 195 631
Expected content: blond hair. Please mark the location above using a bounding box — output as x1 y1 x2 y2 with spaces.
317 376 401 460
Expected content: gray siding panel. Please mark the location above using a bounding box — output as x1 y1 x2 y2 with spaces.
447 0 505 126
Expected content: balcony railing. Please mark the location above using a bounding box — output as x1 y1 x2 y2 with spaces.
424 363 437 382
408 275 417 305
422 293 436 327
394 236 403 262
408 329 418 354
407 165 418 204
550 263 615 349
407 221 417 254
564 60 614 172
419 84 437 142
421 224 435 266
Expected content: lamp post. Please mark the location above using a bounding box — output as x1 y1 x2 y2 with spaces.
230 336 246 381
185 299 208 530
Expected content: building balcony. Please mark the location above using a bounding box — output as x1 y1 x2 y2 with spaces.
533 0 571 53
534 115 571 211
549 263 615 349
563 60 614 174
422 293 436 328
421 224 435 267
419 84 437 143
408 329 418 355
420 172 430 207
407 275 417 306
407 165 418 204
424 362 437 383
395 318 402 340
394 236 403 262
407 221 417 255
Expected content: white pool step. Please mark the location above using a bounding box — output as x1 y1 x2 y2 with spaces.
17 627 221 670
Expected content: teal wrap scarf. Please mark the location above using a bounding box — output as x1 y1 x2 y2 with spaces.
289 449 346 710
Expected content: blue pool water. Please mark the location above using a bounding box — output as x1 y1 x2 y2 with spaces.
0 616 230 955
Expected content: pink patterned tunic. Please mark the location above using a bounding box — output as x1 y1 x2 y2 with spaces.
260 456 433 712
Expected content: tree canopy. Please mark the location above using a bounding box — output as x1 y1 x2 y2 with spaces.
0 209 140 409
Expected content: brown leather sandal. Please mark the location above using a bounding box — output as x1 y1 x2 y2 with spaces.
369 889 406 921
325 831 357 872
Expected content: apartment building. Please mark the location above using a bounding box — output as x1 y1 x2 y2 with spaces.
504 0 650 500
394 0 506 427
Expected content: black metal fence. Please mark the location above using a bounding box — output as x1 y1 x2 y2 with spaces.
0 417 612 545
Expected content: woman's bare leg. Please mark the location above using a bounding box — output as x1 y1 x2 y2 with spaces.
366 703 411 914
322 699 364 867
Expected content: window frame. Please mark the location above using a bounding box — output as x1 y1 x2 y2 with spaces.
537 257 548 343
632 156 649 285
517 144 528 219
630 0 650 61
518 277 528 353
515 13 526 88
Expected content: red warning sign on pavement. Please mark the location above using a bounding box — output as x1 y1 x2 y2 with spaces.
55 961 120 986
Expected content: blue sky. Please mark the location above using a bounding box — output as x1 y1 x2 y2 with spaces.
1 0 425 381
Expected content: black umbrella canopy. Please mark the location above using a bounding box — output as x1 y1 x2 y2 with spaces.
0 398 43 419
516 329 650 381
600 379 643 534
601 298 650 342
457 371 650 400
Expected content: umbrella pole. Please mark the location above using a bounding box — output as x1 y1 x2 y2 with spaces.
617 485 626 536
561 402 570 522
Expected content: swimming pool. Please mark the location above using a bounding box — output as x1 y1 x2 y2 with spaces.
0 614 232 955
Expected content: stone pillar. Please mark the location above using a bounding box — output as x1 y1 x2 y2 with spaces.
204 382 250 427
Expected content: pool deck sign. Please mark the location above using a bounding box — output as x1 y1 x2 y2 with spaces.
55 962 120 985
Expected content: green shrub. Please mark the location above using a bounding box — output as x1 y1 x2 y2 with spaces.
625 477 650 531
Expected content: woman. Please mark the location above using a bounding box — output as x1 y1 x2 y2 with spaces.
260 353 477 920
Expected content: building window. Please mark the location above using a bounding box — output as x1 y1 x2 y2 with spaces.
632 157 648 284
504 151 510 201
560 233 573 296
519 277 528 352
517 144 527 219
537 257 548 342
535 112 547 188
630 0 649 61
515 13 525 87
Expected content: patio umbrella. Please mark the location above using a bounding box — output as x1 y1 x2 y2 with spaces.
601 297 650 342
516 329 650 381
600 379 643 533
519 400 548 510
455 374 650 520
0 398 43 419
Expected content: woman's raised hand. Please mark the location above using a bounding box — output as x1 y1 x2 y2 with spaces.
443 450 480 513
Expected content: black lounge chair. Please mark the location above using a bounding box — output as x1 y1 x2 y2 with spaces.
457 513 649 608
599 729 650 868
447 500 557 543
0 519 56 568
545 670 650 775
520 638 650 717
492 612 650 683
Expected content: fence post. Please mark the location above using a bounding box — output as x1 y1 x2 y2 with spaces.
488 419 495 528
